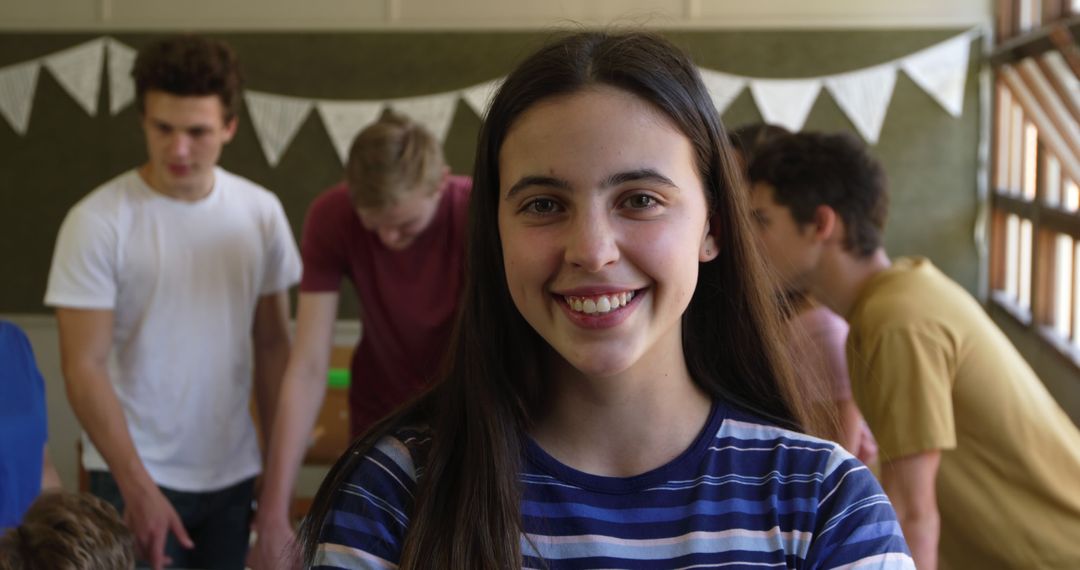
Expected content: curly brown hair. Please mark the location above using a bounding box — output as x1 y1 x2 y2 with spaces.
0 492 134 570
748 131 889 257
728 123 790 165
133 34 243 121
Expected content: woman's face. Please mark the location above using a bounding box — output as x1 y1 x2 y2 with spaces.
497 86 718 380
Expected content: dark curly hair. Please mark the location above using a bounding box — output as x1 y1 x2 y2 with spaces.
728 123 790 165
0 492 134 570
748 131 889 257
132 34 243 121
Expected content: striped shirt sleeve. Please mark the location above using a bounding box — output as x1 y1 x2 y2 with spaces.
313 431 427 569
808 452 912 568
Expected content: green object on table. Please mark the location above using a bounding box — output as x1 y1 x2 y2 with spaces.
328 368 350 389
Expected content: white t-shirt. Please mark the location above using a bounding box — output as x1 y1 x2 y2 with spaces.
45 168 302 492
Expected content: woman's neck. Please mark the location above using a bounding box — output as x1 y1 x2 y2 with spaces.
530 353 712 478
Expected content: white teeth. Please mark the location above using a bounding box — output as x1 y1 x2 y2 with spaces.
563 291 636 315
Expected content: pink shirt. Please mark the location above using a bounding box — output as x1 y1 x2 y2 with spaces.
300 176 471 435
790 305 878 464
790 305 853 401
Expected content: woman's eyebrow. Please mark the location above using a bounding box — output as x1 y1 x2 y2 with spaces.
505 175 571 199
600 168 677 189
506 168 677 200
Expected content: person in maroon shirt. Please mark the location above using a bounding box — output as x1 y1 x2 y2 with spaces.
247 110 470 570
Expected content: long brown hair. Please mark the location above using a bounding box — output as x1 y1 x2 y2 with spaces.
300 30 821 568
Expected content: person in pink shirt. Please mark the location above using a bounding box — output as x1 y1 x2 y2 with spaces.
248 110 470 569
787 295 878 465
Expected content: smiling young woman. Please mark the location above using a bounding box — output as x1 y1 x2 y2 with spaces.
297 31 914 570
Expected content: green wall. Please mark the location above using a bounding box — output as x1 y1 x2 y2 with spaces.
0 30 980 317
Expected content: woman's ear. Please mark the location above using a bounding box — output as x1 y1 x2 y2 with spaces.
700 219 720 262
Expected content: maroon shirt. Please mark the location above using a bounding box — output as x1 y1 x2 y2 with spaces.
300 176 470 435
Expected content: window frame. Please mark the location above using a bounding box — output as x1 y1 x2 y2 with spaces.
990 7 1080 371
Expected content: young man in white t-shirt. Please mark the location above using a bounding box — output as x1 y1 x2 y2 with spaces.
45 35 302 570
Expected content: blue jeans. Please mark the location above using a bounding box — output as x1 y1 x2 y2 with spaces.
89 471 254 570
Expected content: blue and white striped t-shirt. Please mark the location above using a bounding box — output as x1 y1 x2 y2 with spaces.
314 401 913 569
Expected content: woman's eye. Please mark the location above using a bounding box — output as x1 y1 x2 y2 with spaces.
625 194 658 209
524 198 560 215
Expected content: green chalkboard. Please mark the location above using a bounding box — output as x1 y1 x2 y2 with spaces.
0 30 980 316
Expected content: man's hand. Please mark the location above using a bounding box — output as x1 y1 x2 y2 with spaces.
855 420 879 467
247 513 299 570
122 483 194 570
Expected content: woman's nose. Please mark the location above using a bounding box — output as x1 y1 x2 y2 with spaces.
563 209 619 272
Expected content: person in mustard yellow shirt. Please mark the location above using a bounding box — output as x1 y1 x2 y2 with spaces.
746 130 1080 570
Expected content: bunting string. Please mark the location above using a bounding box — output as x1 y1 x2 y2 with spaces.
0 30 978 166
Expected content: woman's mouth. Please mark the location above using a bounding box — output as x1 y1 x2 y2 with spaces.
562 290 637 315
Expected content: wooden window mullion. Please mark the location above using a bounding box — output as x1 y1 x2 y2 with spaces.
992 208 1009 292
1042 207 1080 238
1033 142 1056 325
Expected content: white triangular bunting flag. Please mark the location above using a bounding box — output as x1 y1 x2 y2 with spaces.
388 92 458 141
824 64 898 144
699 68 747 116
316 100 385 164
461 78 503 119
106 38 137 115
0 61 41 135
43 38 106 116
900 34 971 118
749 79 822 132
244 90 313 167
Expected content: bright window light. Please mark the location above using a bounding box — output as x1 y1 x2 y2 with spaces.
1023 122 1039 200
1005 214 1020 301
1065 180 1080 212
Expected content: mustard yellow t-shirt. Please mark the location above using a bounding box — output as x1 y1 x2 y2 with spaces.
846 256 1080 569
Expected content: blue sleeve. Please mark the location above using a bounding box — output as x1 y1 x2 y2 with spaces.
312 432 426 569
20 328 47 442
0 322 48 530
0 322 47 434
806 455 914 569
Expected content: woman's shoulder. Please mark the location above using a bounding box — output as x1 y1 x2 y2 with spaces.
713 406 909 565
314 425 432 567
344 424 433 487
715 405 850 468
711 403 874 498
